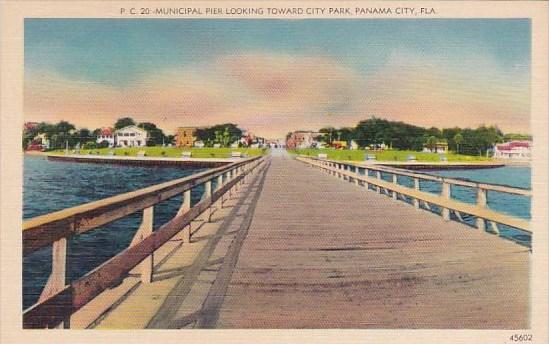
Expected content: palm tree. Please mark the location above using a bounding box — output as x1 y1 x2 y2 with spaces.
222 127 230 147
426 136 438 152
214 130 222 145
453 133 463 154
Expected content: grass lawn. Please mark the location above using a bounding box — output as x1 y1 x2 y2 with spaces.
289 148 492 162
48 146 267 158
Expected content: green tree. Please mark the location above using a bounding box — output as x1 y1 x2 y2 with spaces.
196 123 243 146
138 122 166 146
222 127 231 147
214 130 222 145
453 133 463 154
114 117 136 130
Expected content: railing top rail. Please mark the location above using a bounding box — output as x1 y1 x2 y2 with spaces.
23 156 261 255
304 156 531 197
298 156 530 232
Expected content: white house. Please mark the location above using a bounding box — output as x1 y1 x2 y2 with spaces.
493 141 532 160
114 125 148 147
34 133 50 149
96 127 115 147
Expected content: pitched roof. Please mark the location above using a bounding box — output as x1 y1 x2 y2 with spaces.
115 125 147 133
99 127 113 136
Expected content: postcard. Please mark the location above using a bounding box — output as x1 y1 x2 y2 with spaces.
0 1 547 343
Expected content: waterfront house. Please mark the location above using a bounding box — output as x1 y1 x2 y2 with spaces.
175 127 198 147
423 140 448 153
96 127 115 147
114 125 148 147
493 141 532 160
26 133 50 151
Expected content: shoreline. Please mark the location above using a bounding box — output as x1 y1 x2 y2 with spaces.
41 153 238 168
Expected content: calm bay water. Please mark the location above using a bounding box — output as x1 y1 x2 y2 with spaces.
23 155 207 309
22 156 532 310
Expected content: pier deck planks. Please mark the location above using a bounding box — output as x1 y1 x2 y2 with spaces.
213 152 529 328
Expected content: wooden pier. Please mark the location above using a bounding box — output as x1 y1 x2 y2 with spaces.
23 150 530 329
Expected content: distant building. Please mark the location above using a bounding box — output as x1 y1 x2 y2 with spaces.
26 133 50 151
175 127 198 147
423 140 448 154
240 131 255 146
493 141 532 160
331 140 347 149
96 127 115 147
114 125 148 147
286 131 321 149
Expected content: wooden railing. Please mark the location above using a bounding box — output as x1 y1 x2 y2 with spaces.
297 156 531 235
23 156 266 329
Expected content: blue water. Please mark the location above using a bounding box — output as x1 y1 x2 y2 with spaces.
23 156 207 309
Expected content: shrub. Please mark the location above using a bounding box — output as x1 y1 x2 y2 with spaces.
97 140 110 149
83 141 97 150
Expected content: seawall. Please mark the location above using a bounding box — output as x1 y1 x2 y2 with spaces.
45 154 235 168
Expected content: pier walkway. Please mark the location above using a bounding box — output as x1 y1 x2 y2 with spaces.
86 150 529 329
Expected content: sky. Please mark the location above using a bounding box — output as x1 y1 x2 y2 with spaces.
24 19 531 138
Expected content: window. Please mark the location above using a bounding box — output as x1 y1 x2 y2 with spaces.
130 133 135 136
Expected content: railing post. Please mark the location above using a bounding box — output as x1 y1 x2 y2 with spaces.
235 167 241 190
392 174 398 200
413 177 420 209
376 171 382 194
39 238 67 302
364 168 370 190
441 182 451 221
129 206 154 283
476 188 488 231
39 237 70 328
205 180 212 222
178 190 192 242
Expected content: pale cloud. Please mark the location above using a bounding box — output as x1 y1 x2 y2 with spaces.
24 51 530 138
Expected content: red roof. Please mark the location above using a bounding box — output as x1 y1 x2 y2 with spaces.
100 127 113 136
496 141 531 151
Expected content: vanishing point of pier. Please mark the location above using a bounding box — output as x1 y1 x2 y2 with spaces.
23 150 530 329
